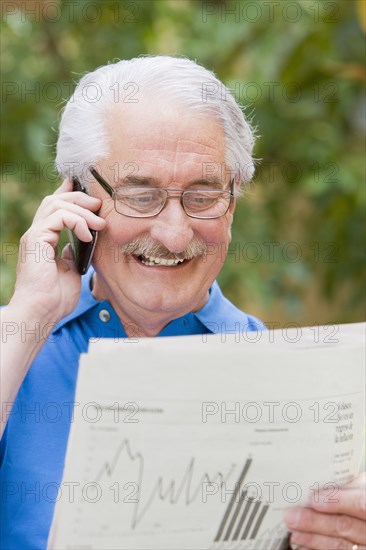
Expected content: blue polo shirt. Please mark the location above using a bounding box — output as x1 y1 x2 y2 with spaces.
0 270 265 550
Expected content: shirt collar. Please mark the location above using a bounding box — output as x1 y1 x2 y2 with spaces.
194 280 253 333
55 269 255 335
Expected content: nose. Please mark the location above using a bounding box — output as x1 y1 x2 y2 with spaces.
149 198 195 253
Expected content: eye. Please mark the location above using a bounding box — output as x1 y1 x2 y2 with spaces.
184 192 219 211
131 194 155 204
117 189 163 212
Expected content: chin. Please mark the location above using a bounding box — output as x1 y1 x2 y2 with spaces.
132 289 195 316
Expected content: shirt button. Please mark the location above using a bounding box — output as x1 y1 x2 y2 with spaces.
99 309 110 322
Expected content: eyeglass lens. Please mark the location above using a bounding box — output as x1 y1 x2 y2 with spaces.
113 188 230 218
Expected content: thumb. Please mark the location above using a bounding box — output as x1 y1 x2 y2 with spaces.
60 243 78 273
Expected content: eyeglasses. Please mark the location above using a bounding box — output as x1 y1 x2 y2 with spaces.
88 167 234 219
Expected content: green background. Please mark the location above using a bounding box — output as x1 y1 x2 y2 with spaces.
1 0 365 327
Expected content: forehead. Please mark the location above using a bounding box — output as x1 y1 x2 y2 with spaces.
103 101 226 183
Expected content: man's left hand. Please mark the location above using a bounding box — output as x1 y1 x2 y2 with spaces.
284 472 366 550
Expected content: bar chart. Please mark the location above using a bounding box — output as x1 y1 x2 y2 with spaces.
213 458 288 549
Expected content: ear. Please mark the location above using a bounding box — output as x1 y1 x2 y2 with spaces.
227 198 236 242
226 176 238 242
229 196 237 214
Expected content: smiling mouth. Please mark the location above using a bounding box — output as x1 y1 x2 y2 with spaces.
133 254 189 267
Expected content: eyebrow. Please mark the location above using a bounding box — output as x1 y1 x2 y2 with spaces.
117 175 225 188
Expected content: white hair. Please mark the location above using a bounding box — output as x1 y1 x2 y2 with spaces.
55 56 256 191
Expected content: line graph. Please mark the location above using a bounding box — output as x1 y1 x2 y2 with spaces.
93 437 237 530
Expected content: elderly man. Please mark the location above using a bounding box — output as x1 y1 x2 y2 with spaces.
1 57 365 550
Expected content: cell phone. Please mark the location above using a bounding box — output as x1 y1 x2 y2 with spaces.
68 176 98 275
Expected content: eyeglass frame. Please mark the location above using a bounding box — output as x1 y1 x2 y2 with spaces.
88 167 235 219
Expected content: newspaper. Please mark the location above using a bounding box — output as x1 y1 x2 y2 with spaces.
48 323 365 549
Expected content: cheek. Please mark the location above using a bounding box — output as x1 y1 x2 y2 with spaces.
202 217 232 245
93 223 133 266
98 215 149 247
199 221 232 268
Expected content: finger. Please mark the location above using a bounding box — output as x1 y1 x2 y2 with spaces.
34 194 103 224
61 242 75 262
36 199 104 223
311 479 366 521
57 249 79 274
291 530 365 550
54 178 73 194
31 210 103 247
284 507 366 543
58 192 102 210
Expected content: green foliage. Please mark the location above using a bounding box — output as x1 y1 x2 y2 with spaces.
1 0 365 325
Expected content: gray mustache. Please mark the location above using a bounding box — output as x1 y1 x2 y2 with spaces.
120 234 207 261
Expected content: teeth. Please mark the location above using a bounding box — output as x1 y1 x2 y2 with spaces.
139 255 185 266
